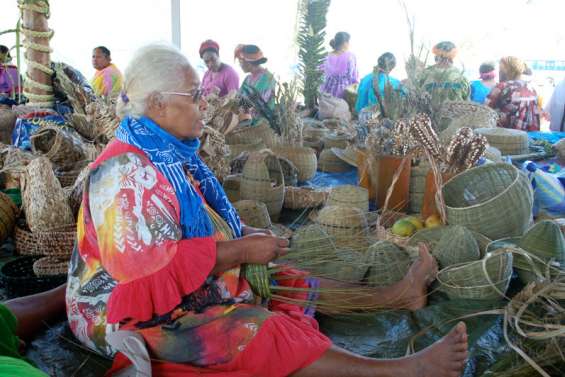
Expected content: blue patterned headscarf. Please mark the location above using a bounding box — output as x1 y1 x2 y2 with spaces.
115 116 242 238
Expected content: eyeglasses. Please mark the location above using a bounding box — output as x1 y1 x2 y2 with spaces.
162 88 203 104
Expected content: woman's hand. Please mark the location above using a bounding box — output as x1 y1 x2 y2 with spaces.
242 224 274 237
241 234 289 265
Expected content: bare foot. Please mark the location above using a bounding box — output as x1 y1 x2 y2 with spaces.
403 322 469 377
399 243 438 310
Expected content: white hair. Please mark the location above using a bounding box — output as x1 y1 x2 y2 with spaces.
116 43 193 118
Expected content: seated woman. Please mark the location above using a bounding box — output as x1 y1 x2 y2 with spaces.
487 56 540 131
470 62 497 104
66 43 468 377
236 44 276 112
0 45 21 100
419 41 470 101
321 32 359 99
199 40 239 98
355 52 401 113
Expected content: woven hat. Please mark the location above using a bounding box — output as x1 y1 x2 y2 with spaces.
233 200 292 238
475 128 529 156
366 240 413 287
314 205 370 250
326 185 369 212
331 145 358 167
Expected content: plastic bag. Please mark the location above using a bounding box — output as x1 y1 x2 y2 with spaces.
318 92 352 122
522 161 565 217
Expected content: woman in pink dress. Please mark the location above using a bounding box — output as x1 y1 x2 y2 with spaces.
320 32 359 99
199 40 239 98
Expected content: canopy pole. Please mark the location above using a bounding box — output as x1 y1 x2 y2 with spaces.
171 0 181 48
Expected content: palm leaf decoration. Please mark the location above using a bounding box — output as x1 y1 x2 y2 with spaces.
297 0 331 110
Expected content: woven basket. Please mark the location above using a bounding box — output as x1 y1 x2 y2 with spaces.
433 225 481 268
223 174 241 203
15 224 76 257
0 109 16 144
318 149 352 173
409 193 424 213
227 139 266 160
327 185 369 212
272 146 317 182
437 249 513 300
314 205 369 250
0 191 18 243
240 152 285 221
0 256 67 298
322 133 349 149
439 101 498 128
22 157 75 232
408 226 492 257
225 121 278 147
233 200 272 229
475 128 529 155
283 186 328 209
442 163 533 240
366 240 413 287
33 256 69 277
315 248 370 282
303 124 328 141
374 210 411 247
30 125 97 164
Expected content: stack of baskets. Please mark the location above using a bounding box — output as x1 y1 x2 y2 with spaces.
409 161 429 213
223 174 241 203
475 128 529 156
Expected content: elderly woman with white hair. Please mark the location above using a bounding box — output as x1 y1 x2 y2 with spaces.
65 43 468 377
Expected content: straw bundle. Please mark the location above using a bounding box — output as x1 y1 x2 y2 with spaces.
272 146 317 182
365 240 413 287
475 128 529 156
22 157 74 233
225 121 278 147
442 163 533 240
0 109 16 144
240 152 285 221
433 225 481 268
33 256 69 277
283 186 328 209
0 192 18 243
30 125 97 165
326 185 369 212
314 205 370 250
437 249 513 300
223 174 241 203
318 149 352 172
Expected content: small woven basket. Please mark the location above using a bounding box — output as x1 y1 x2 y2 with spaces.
226 121 278 147
0 256 67 298
283 186 328 209
15 224 76 257
314 205 370 250
366 240 413 287
272 145 317 182
30 125 97 164
318 149 352 173
442 163 533 240
437 249 513 300
0 191 18 243
227 139 265 160
240 152 285 221
33 256 70 277
326 185 369 212
475 128 529 155
233 200 272 229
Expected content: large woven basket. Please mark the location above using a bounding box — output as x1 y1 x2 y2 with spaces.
33 256 70 277
15 224 76 257
318 149 352 173
437 249 513 300
314 205 369 250
30 125 97 164
272 146 317 182
0 191 18 244
240 152 285 221
441 163 533 240
366 240 413 287
0 256 67 298
223 174 241 203
326 185 369 212
475 128 529 155
225 121 278 147
283 186 328 209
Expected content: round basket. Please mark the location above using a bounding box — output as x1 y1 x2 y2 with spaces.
0 191 18 244
283 186 328 209
0 256 67 298
15 224 76 257
366 240 413 287
223 174 241 203
475 128 529 156
240 152 285 221
373 210 410 247
303 124 328 141
441 163 533 240
431 225 481 268
30 125 96 165
227 139 266 160
318 149 352 173
272 146 317 182
408 226 492 257
314 205 369 250
437 249 513 300
33 256 69 277
326 185 369 212
225 121 277 147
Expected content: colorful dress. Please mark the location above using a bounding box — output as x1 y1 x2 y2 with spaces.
0 65 20 97
321 51 359 99
66 116 330 376
90 64 123 98
419 65 470 101
487 80 540 131
470 80 493 104
202 63 240 97
355 71 401 113
240 68 276 112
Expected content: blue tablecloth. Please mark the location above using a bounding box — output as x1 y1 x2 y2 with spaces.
528 131 565 144
303 168 358 188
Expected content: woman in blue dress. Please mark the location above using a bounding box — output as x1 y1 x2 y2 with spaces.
355 52 401 113
470 62 497 104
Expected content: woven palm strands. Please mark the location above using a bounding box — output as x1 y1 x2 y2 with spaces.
326 185 369 213
0 192 18 243
22 157 74 233
30 125 97 165
437 248 513 300
283 186 328 210
475 128 529 156
272 145 317 182
442 163 533 240
365 240 414 287
239 151 285 221
313 205 370 250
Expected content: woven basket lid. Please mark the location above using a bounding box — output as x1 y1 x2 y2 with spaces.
327 185 369 212
365 240 412 287
475 128 529 155
433 225 481 268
